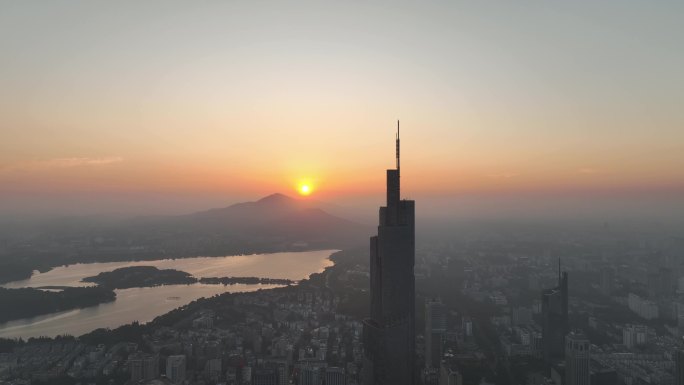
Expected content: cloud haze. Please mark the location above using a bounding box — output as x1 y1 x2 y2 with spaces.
0 157 123 173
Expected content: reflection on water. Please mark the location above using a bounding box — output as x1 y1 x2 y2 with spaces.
2 250 336 289
0 250 335 338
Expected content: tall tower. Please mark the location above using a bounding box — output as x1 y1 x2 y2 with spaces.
542 264 569 363
363 121 416 385
565 331 590 385
425 298 447 369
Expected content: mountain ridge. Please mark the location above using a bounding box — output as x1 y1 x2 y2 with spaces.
155 192 367 250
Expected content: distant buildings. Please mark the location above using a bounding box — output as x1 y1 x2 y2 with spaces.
128 352 159 382
204 358 222 381
363 124 416 385
565 332 590 385
622 324 648 348
439 362 463 385
462 317 473 338
254 367 278 385
628 293 659 320
676 349 684 385
425 298 447 369
541 267 568 363
325 367 347 385
166 355 186 384
299 366 323 385
648 267 675 297
511 306 533 326
264 358 288 385
600 267 614 296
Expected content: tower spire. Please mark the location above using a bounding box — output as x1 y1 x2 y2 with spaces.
396 120 400 172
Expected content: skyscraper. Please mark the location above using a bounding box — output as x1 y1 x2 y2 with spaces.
363 122 416 385
166 355 187 384
425 298 447 369
254 367 278 385
325 367 346 385
565 331 590 385
128 353 159 382
600 267 613 296
542 262 569 363
299 366 322 385
676 349 684 385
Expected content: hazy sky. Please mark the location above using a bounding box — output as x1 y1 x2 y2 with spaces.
1 1 682 219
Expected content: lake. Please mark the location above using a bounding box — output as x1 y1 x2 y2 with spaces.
0 249 336 338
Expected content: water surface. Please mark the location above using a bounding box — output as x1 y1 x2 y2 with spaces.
0 250 335 338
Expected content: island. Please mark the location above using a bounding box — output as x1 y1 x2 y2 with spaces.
0 286 116 323
80 266 294 289
81 266 197 289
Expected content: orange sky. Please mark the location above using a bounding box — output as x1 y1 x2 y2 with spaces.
1 2 683 218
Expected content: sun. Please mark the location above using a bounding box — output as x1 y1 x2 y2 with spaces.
298 184 312 196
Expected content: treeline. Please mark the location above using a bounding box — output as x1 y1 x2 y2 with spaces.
0 287 116 323
82 266 195 289
0 262 35 284
80 266 295 289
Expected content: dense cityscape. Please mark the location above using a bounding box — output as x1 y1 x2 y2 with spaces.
1 2 682 385
2 222 684 385
0 132 682 385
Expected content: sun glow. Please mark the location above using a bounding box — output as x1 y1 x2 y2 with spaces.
298 184 312 196
296 180 315 196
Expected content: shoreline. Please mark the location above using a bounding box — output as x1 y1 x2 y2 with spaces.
2 247 339 286
0 249 339 339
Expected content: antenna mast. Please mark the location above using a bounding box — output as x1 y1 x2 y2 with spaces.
396 120 400 172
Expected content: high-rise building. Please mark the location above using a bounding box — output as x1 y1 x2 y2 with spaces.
166 355 186 384
600 267 614 296
462 317 473 338
325 367 346 385
299 366 322 385
363 123 416 385
264 358 288 385
541 263 568 363
254 367 278 385
676 349 684 385
622 324 648 348
242 366 253 383
128 353 159 382
627 293 659 320
425 298 447 369
439 362 463 385
204 358 222 380
565 332 590 385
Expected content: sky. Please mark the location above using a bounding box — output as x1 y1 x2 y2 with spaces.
1 1 683 220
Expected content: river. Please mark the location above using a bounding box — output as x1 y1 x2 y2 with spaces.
0 250 336 338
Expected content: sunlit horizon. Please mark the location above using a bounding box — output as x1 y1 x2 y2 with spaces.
1 1 682 221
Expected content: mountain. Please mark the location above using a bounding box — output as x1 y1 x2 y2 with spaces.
0 194 369 270
122 193 369 253
182 193 365 240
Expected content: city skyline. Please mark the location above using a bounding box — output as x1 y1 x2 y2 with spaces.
364 127 416 385
1 3 683 385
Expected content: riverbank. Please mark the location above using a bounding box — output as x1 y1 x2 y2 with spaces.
0 249 337 338
0 287 116 323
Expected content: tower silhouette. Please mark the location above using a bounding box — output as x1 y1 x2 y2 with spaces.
542 260 569 364
363 121 416 385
